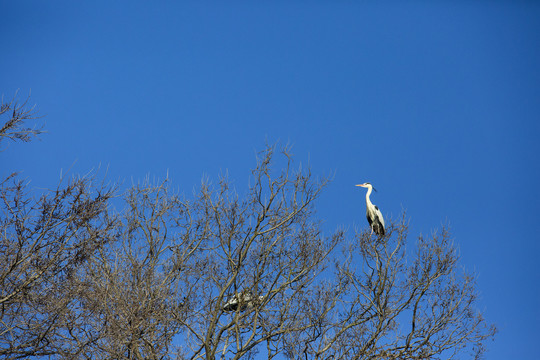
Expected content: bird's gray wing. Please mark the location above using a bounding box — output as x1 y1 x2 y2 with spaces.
374 205 385 232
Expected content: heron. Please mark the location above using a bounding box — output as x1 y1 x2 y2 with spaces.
355 182 385 236
222 290 264 312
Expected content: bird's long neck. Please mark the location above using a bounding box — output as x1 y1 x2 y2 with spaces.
365 186 373 206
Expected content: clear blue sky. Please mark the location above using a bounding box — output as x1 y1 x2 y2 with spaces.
2 2 539 358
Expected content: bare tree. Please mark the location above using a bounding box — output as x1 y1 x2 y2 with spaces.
0 173 118 359
66 146 342 360
174 147 342 360
69 145 494 360
282 217 496 360
0 94 117 358
1 95 495 359
71 178 189 359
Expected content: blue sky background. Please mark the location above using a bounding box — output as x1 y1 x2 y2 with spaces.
2 1 539 358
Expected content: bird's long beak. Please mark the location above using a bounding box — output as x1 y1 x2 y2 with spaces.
355 184 364 187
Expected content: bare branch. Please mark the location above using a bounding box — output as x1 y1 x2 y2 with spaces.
0 91 43 149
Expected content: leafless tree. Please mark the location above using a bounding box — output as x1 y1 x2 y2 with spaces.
66 147 342 360
70 178 189 359
0 173 118 359
69 146 494 360
281 217 496 360
1 94 117 358
1 94 495 359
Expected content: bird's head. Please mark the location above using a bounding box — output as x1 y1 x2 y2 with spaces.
355 182 377 191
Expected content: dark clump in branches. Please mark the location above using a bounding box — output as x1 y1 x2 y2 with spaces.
1 95 495 359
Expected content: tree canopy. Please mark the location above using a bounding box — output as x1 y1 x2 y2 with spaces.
1 94 495 360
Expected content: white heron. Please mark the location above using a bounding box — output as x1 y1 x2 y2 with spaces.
222 290 264 312
355 182 385 236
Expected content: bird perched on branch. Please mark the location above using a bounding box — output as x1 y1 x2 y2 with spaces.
222 290 264 312
356 182 385 236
